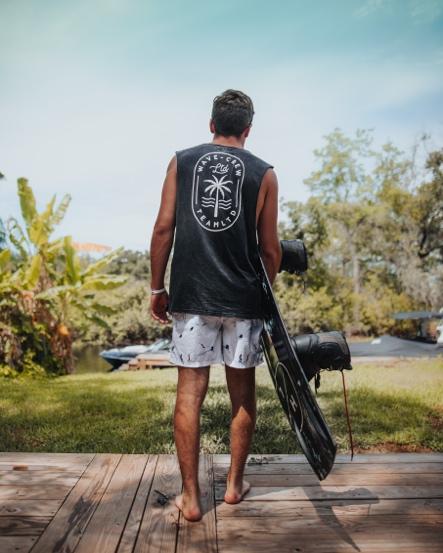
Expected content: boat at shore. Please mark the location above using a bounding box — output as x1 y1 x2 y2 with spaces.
100 338 171 370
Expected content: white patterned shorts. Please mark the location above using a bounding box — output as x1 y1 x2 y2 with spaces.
169 312 264 368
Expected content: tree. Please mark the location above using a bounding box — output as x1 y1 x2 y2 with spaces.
415 149 443 263
106 249 151 280
304 128 374 204
373 145 443 310
280 129 437 335
303 129 380 329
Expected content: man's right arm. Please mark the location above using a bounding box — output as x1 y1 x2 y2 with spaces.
256 168 282 284
149 155 177 323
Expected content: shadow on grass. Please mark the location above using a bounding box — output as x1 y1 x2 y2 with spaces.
0 378 441 453
317 386 443 451
201 384 443 453
201 384 303 454
0 380 178 453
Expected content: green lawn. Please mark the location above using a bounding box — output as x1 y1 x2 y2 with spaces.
1 358 442 454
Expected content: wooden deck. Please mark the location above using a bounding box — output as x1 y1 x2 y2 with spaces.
1 452 442 552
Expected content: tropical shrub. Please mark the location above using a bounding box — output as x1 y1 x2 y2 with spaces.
0 178 127 376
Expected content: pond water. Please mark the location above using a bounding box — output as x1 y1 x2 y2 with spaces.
73 345 112 374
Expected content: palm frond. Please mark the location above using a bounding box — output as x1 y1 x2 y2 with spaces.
17 178 37 231
6 217 30 259
51 194 72 227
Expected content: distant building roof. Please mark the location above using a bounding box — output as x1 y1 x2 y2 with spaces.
392 311 443 320
72 242 112 253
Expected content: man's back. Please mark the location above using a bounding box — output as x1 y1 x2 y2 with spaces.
149 89 282 523
168 142 273 319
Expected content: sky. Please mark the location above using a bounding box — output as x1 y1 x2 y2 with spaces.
1 0 443 251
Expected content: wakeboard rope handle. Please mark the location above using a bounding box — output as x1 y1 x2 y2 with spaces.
341 369 354 460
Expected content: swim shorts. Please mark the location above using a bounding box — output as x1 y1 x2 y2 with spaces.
169 312 264 368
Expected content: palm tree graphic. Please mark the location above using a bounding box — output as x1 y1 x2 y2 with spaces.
203 175 233 218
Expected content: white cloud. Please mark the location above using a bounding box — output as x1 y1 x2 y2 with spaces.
409 0 443 23
354 0 443 22
2 53 441 250
1 1 442 251
354 0 394 18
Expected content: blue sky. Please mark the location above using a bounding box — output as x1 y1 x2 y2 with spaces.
1 0 442 251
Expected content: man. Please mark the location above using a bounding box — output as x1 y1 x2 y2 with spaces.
150 89 282 522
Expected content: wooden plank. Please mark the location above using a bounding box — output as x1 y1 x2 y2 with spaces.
214 485 443 501
0 471 80 486
133 454 182 553
0 516 51 535
214 472 443 487
31 453 121 553
213 453 443 464
0 499 62 517
0 464 87 472
2 451 441 553
217 515 443 552
117 455 158 553
214 462 443 476
75 454 148 553
0 536 38 553
176 454 217 553
0 453 94 466
0 483 75 500
215 498 443 517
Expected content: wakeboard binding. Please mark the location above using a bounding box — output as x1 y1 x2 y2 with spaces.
279 239 352 390
259 239 354 479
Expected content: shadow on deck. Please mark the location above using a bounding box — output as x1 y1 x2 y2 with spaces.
0 452 443 552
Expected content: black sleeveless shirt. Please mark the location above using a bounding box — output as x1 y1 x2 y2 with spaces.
168 143 273 319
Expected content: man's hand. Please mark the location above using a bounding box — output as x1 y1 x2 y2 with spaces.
150 291 170 324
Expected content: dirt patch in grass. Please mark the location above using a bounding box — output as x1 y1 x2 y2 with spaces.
428 406 443 432
355 442 434 453
351 357 408 368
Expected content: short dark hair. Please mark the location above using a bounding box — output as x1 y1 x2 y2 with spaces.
211 89 254 138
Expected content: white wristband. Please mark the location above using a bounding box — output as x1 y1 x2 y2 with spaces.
151 287 166 295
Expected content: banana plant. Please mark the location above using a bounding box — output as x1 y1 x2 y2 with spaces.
0 171 6 251
35 236 127 333
0 219 6 252
1 178 127 375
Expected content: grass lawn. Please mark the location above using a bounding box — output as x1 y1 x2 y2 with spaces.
0 358 442 454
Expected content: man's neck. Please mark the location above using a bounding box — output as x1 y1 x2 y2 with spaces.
211 135 245 149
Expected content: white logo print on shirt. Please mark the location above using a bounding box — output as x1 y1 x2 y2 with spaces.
191 152 245 232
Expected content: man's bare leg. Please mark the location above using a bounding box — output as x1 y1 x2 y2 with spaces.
224 365 256 503
173 366 210 522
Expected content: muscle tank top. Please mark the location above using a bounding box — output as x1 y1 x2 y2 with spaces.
168 143 274 319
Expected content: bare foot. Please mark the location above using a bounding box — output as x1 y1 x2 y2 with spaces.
175 493 202 522
224 470 251 504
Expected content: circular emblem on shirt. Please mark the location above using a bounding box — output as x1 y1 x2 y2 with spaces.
191 151 245 232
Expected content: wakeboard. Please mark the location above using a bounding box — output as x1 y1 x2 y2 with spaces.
259 240 338 480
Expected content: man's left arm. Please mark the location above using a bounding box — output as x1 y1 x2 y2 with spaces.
149 155 177 324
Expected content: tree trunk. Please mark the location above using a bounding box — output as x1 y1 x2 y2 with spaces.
350 240 360 332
